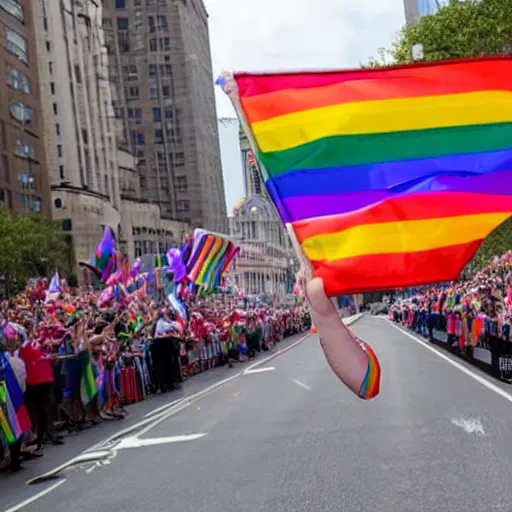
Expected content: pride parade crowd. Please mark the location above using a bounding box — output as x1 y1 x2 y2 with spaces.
389 250 512 381
0 278 311 472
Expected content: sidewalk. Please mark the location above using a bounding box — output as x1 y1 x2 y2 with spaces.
0 316 362 497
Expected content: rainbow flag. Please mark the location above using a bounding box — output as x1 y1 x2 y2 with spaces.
220 57 512 295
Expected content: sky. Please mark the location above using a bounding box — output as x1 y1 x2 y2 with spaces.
205 0 406 212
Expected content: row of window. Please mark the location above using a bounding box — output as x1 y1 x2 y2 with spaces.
125 107 173 120
133 240 168 258
117 36 170 54
115 15 168 32
136 152 185 167
130 129 183 148
113 0 166 8
126 85 171 99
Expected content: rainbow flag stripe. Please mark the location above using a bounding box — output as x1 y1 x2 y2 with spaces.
223 57 512 295
358 341 381 400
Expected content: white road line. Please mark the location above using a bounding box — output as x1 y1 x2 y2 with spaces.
291 378 312 391
387 320 512 405
115 433 207 450
244 366 276 375
451 417 486 436
4 479 66 512
143 398 184 418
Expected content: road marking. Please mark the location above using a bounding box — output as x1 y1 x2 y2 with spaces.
451 417 486 436
5 479 66 512
387 320 512 405
291 378 312 391
115 433 207 450
144 398 184 418
244 366 276 375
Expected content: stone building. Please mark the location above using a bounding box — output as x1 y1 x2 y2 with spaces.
229 123 297 297
0 0 51 216
33 0 189 268
102 0 227 233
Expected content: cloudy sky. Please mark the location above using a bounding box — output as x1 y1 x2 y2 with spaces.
205 0 406 212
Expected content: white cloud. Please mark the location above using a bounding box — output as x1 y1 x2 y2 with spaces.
205 0 405 116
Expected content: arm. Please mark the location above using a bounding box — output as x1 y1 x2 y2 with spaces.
299 273 380 400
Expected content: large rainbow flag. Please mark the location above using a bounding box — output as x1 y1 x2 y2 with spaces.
220 57 512 296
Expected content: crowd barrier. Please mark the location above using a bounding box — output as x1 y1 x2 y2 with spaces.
391 310 512 382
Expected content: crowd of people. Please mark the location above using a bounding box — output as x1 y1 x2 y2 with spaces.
389 250 512 379
0 278 311 473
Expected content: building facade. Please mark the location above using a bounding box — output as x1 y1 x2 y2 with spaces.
102 0 227 233
229 125 296 297
404 0 449 24
0 0 51 216
33 0 189 268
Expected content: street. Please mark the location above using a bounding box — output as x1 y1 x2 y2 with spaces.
5 316 512 512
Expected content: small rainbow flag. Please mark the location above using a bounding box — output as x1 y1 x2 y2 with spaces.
220 57 512 295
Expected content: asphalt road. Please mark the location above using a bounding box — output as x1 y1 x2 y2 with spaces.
6 316 512 512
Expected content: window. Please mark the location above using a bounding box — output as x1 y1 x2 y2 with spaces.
134 0 141 5
154 129 163 143
115 0 126 8
55 123 60 136
7 67 29 93
9 100 32 124
175 176 187 191
128 108 141 118
0 0 23 22
152 108 161 122
160 64 172 76
57 145 63 157
128 86 139 98
162 85 170 97
82 129 88 144
136 132 144 145
157 15 168 31
14 140 33 159
117 17 128 30
22 194 41 213
148 63 156 77
165 108 173 119
177 200 190 212
148 16 156 33
149 38 157 52
61 219 72 231
126 64 137 79
149 87 158 99
43 17 48 30
53 103 58 115
134 241 142 258
48 62 53 75
6 27 27 63
59 165 64 179
46 41 51 52
50 82 55 94
159 37 170 51
174 152 184 166
118 35 129 52
74 64 81 83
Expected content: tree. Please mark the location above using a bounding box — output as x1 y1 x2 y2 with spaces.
0 209 70 296
365 0 512 269
364 0 512 65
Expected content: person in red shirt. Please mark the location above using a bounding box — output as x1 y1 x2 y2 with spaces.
19 339 64 445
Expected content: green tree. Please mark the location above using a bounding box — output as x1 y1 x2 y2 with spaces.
365 0 512 269
0 209 70 296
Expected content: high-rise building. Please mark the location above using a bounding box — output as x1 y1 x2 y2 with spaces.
102 0 227 234
404 0 450 24
0 0 51 216
32 0 189 268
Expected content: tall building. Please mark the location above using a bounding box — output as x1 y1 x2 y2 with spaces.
33 0 189 268
102 0 227 234
404 0 449 24
0 0 51 216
